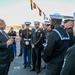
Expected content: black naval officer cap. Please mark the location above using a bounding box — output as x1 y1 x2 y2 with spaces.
25 21 31 26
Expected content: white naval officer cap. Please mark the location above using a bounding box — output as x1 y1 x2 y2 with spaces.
21 24 25 26
25 21 31 26
45 21 51 25
34 21 40 25
64 19 74 24
50 13 63 19
41 22 45 25
43 21 51 26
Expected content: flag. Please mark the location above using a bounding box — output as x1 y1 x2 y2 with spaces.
43 12 46 20
37 6 42 16
44 14 46 20
39 9 42 16
33 2 36 9
30 0 33 10
46 17 48 20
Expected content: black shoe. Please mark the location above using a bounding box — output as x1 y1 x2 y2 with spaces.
18 54 22 57
28 65 32 68
30 68 35 71
42 65 46 69
36 70 40 74
23 66 27 68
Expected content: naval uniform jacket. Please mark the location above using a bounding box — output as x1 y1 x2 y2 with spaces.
31 29 44 49
60 44 75 75
22 29 32 49
42 27 71 75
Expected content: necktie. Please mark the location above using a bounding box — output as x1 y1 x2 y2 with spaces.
2 31 9 39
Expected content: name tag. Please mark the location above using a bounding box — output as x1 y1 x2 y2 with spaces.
25 41 29 45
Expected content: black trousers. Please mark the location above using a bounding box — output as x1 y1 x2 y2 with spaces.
32 48 41 71
0 62 10 75
46 63 62 75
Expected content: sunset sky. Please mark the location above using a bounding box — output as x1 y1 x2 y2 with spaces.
0 0 75 26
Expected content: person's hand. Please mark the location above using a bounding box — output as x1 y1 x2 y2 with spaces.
15 37 21 42
20 33 22 37
32 44 35 48
8 30 12 33
6 39 13 46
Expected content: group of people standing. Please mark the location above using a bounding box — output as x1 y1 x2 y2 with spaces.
42 13 74 75
0 13 75 75
17 13 75 75
18 21 48 74
9 20 52 74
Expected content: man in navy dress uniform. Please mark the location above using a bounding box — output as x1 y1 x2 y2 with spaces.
22 22 32 68
31 21 44 74
60 44 75 75
42 13 71 75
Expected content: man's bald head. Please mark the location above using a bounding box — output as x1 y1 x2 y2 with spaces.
0 19 6 30
0 19 4 24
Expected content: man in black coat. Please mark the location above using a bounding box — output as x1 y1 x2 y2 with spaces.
59 19 75 75
0 19 14 75
31 21 44 74
42 13 71 75
41 21 52 69
60 44 75 75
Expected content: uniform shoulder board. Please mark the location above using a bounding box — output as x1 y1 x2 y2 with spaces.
53 29 70 40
